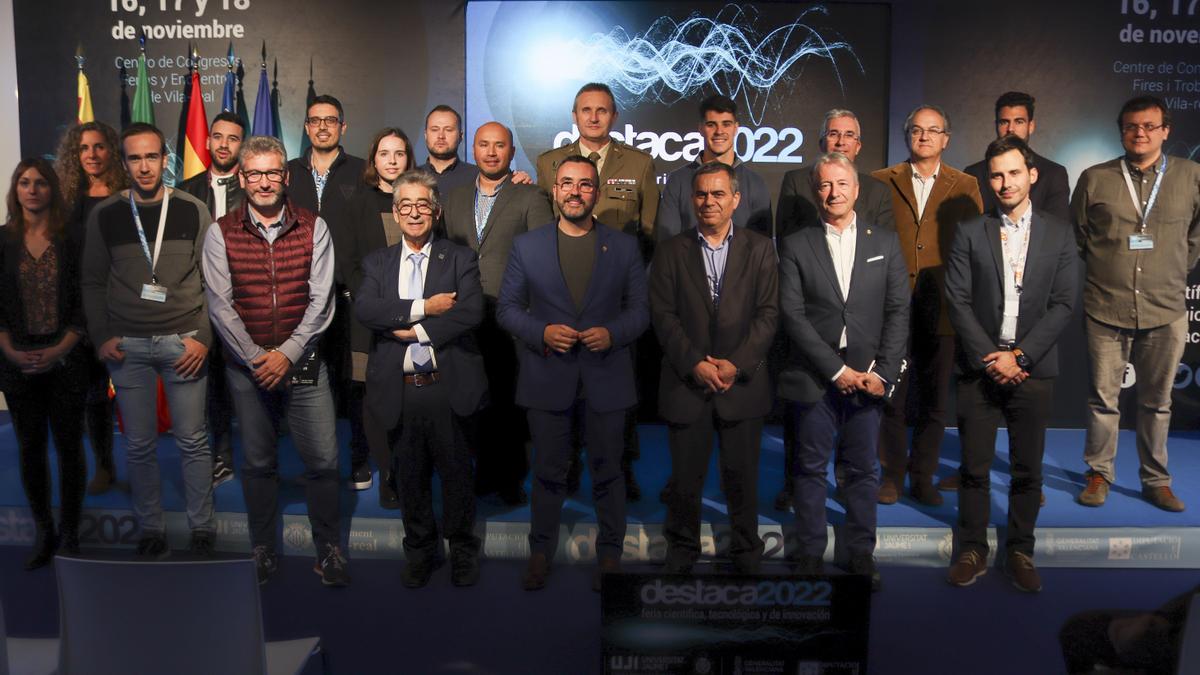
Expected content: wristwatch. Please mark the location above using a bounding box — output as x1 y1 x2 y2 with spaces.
1011 347 1031 371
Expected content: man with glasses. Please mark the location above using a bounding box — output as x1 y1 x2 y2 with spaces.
776 108 894 241
203 135 349 587
498 155 648 592
872 105 982 506
443 122 553 506
1071 95 1200 512
656 95 771 241
355 170 488 588
81 123 217 559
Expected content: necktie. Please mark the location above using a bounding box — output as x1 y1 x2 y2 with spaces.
588 151 601 175
406 252 433 372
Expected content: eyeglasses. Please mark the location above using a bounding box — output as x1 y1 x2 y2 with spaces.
1121 122 1166 135
241 169 287 183
908 126 947 138
305 116 342 128
395 201 434 216
556 179 597 193
825 130 859 142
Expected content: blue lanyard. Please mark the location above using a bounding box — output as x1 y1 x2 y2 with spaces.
1121 153 1167 233
128 188 170 284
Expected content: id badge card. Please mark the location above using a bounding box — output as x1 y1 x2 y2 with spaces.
289 350 321 387
140 283 168 303
1129 233 1154 250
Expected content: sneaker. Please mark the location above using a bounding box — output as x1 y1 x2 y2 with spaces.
1005 551 1042 593
253 545 278 585
350 464 372 491
846 554 881 592
86 466 114 496
947 549 988 587
450 548 480 587
212 455 234 488
134 534 170 561
189 530 216 558
401 556 443 589
314 544 351 587
1077 472 1109 507
1143 485 1185 512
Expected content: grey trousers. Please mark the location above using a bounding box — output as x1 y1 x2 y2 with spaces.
1083 314 1186 487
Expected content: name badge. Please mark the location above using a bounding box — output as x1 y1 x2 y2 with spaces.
140 283 168 303
1129 233 1155 251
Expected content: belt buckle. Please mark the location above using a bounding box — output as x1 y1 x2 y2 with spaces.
413 373 426 388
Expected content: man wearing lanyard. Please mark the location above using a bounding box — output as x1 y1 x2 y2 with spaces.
945 136 1078 592
649 162 778 575
1072 95 1200 512
81 123 216 559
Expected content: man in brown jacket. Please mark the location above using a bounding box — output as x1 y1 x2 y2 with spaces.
872 104 982 505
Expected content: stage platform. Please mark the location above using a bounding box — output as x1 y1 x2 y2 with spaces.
0 417 1196 569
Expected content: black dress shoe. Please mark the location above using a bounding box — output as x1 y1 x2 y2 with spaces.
401 556 443 589
772 486 793 512
379 473 401 510
450 550 480 587
522 552 550 591
25 530 58 570
846 554 881 592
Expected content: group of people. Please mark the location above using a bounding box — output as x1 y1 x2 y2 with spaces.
3 82 1197 597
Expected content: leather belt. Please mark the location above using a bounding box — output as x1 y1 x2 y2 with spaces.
403 372 440 387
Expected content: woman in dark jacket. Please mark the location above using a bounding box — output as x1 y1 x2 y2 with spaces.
341 127 415 507
0 158 89 569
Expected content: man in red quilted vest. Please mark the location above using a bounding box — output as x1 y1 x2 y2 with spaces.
201 135 348 587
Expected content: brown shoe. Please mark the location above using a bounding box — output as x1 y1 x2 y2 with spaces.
593 556 621 593
1077 473 1109 507
947 549 988 587
522 552 550 591
936 474 960 491
86 466 114 496
1005 551 1042 592
1143 485 1185 512
877 478 900 505
910 479 943 506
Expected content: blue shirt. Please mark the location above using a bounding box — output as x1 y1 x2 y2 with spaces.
697 225 733 306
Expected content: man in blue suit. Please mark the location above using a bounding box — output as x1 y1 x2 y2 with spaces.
354 170 489 588
497 155 649 592
778 152 910 591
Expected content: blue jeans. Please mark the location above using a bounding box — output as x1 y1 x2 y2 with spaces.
107 333 213 535
225 361 340 552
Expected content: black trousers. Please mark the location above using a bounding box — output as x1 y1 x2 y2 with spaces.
349 380 392 476
83 352 114 472
392 378 479 563
8 371 86 536
955 375 1053 556
527 401 626 561
206 342 233 463
474 301 529 494
664 401 764 569
880 332 955 483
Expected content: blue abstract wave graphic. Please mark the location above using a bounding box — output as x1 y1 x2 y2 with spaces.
580 4 861 125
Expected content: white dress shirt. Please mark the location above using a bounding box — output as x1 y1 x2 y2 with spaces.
998 201 1033 344
910 162 940 220
210 170 235 220
397 240 438 373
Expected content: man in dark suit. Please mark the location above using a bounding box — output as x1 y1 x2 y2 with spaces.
778 152 910 591
776 108 894 241
497 155 648 592
945 136 1078 593
443 121 554 506
964 92 1070 223
872 104 983 506
650 162 779 575
355 170 489 588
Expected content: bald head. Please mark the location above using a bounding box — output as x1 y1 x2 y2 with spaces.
474 121 515 180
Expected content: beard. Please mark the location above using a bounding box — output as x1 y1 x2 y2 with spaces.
427 147 459 162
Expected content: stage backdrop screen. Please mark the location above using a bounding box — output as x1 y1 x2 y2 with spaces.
465 1 891 203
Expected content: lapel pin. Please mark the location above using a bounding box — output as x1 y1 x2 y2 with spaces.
437 252 445 260
601 244 608 253
867 228 872 235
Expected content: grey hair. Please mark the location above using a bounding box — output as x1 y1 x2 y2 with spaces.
237 135 287 167
390 169 442 212
808 152 860 190
820 109 861 140
904 104 951 135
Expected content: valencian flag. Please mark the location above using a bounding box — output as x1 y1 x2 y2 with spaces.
131 35 154 125
300 57 316 156
221 42 236 113
251 42 276 138
76 51 94 124
181 60 211 180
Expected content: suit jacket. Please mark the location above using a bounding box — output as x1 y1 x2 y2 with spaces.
353 237 488 428
776 221 910 404
871 162 983 335
964 149 1070 223
442 177 554 299
536 140 659 249
649 226 779 423
944 208 1079 379
776 167 895 241
496 222 649 413
177 171 245 220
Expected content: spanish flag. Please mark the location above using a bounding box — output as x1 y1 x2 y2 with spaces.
180 69 210 181
76 69 93 124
